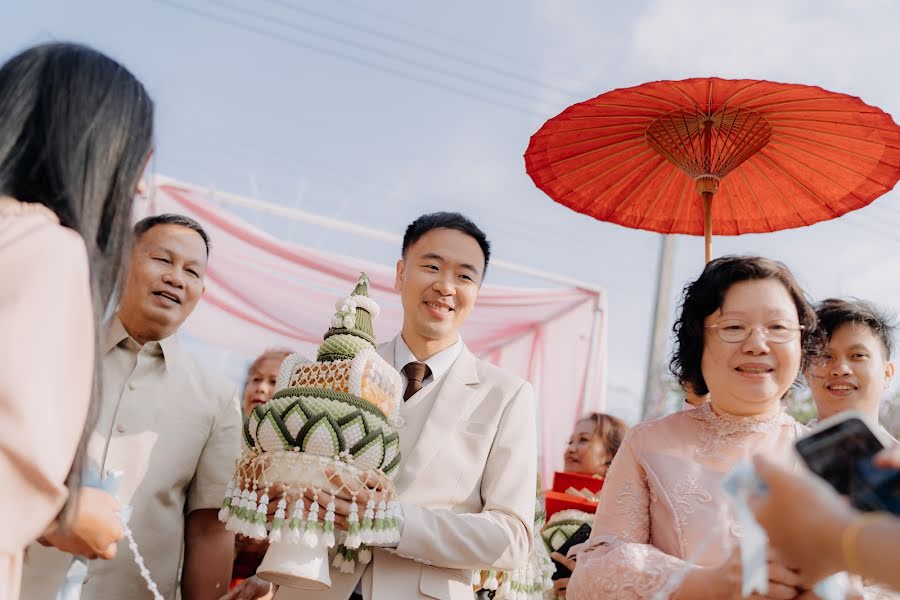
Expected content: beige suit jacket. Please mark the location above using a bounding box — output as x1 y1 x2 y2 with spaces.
277 338 537 600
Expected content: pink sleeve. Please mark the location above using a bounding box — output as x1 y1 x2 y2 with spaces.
859 580 900 599
567 431 691 600
0 224 94 552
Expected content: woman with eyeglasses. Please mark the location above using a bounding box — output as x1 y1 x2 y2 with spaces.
567 256 829 600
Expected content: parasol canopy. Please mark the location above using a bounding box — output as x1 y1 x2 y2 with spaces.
525 77 900 262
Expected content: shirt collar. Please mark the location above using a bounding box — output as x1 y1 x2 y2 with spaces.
393 335 463 383
102 315 179 370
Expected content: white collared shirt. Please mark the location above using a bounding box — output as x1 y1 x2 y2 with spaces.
393 335 463 394
391 335 464 465
350 335 465 581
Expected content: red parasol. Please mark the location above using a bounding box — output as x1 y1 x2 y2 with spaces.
525 78 900 262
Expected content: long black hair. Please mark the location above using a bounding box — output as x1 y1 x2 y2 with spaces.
0 42 154 516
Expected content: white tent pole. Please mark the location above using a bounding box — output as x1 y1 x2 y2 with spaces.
155 176 606 295
598 292 608 411
579 294 605 416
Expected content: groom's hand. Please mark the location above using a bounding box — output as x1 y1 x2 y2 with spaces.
301 468 390 531
217 576 276 600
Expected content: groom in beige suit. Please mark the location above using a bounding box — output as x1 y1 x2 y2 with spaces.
260 213 536 600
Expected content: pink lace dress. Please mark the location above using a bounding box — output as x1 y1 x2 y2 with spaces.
567 402 899 599
567 402 788 599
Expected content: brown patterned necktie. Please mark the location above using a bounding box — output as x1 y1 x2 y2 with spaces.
402 361 432 401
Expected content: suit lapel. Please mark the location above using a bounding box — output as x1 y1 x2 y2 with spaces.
376 338 396 365
396 345 481 488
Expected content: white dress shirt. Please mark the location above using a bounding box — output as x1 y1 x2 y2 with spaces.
393 335 463 460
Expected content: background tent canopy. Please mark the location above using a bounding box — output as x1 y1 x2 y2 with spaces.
145 178 608 483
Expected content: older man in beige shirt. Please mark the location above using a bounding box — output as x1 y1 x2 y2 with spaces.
22 214 242 600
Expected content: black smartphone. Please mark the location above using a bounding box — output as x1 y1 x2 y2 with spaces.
795 412 900 514
551 522 592 580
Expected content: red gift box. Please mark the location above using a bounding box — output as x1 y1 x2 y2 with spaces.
552 471 604 495
544 471 604 519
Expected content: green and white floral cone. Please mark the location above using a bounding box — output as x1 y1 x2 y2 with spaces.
219 273 404 589
540 509 593 555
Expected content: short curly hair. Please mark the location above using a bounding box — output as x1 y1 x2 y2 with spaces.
669 255 819 396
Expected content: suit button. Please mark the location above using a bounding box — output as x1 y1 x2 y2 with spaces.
128 382 136 390
116 423 127 433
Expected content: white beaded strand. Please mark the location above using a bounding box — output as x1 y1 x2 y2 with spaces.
120 513 163 600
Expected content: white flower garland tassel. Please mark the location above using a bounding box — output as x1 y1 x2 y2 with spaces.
303 495 321 548
346 497 361 548
269 497 287 543
323 500 336 548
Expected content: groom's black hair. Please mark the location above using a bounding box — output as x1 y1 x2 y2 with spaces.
401 212 491 274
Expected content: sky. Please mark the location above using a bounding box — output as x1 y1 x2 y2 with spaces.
7 0 900 423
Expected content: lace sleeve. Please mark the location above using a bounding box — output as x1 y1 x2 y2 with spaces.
566 431 691 600
859 580 900 599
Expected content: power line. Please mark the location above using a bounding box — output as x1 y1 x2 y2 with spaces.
262 0 580 99
323 0 567 77
152 0 545 117
214 0 551 105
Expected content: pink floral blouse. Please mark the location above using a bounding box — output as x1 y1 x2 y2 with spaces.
567 402 791 598
567 402 898 599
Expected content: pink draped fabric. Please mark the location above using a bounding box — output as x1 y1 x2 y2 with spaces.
145 181 607 483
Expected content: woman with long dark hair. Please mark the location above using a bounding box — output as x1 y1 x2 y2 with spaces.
0 42 153 598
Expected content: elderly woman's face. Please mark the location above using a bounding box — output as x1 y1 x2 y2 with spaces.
700 278 802 416
242 357 281 416
564 419 611 476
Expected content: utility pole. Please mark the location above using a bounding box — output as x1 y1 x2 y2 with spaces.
641 235 675 421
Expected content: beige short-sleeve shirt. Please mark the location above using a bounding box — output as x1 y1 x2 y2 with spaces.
22 317 242 600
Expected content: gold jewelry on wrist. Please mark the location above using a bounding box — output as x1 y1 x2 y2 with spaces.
841 512 888 575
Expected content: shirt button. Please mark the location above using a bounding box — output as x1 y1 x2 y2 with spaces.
116 424 127 433
128 382 136 390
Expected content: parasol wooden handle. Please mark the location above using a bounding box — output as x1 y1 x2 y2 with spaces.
702 191 713 264
696 177 718 264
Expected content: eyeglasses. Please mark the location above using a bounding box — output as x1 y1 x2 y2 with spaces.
705 319 804 344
